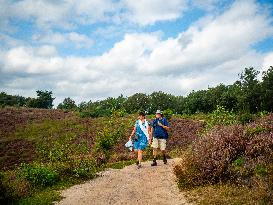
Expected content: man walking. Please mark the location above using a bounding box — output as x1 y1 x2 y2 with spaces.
150 110 170 166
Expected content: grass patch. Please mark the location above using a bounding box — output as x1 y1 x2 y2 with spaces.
184 183 272 205
106 160 135 169
15 188 61 205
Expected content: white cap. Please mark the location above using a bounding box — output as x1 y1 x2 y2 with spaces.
155 110 162 114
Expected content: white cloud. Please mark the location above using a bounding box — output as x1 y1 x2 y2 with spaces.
36 45 57 57
2 46 63 74
32 32 94 49
0 0 192 29
0 0 117 30
262 52 273 71
0 0 273 105
91 33 160 72
122 0 188 25
136 0 273 75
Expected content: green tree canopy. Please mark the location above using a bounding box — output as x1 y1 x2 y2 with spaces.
57 97 77 110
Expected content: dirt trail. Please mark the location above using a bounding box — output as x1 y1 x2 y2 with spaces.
55 158 190 205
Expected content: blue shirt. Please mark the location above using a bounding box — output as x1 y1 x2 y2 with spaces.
152 117 169 139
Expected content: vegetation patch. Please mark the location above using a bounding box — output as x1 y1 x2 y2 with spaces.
174 114 273 204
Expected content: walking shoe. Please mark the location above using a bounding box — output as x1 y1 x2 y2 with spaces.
151 159 157 166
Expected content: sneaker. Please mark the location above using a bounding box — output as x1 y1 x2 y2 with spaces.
151 159 157 166
137 164 142 169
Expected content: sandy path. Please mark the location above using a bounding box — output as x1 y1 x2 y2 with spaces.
54 158 190 205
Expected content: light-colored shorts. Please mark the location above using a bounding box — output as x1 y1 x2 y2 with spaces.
152 138 167 150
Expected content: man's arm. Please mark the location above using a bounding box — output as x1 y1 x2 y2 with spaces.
158 119 170 131
160 124 170 131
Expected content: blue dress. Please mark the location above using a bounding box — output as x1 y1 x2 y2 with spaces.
134 120 149 151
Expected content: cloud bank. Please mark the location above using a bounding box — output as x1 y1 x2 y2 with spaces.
0 0 272 105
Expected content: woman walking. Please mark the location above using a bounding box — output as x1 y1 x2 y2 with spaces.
129 112 151 168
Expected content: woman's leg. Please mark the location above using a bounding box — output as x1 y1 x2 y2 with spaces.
138 150 143 163
134 150 138 164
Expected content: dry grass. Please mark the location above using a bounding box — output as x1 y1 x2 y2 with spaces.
184 183 272 205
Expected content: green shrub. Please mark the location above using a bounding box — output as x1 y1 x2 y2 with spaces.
163 109 174 120
78 111 96 118
71 158 97 179
232 156 245 167
94 126 125 157
20 164 59 187
237 112 255 124
205 105 237 130
254 164 268 177
112 108 127 117
245 125 268 137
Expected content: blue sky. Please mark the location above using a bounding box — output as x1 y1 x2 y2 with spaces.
0 0 273 105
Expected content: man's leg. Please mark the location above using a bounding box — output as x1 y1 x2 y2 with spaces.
162 150 167 164
151 138 158 166
151 149 158 166
153 148 157 159
160 139 167 164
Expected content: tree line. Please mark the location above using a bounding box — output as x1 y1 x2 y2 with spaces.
1 67 272 116
0 90 54 109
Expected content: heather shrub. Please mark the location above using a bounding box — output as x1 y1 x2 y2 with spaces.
175 113 273 198
183 125 246 186
168 118 204 150
174 150 204 189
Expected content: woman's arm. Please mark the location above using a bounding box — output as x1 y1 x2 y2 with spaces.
129 126 136 140
148 125 152 137
149 126 154 144
148 125 152 143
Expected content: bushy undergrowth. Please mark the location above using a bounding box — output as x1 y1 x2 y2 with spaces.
19 163 59 187
174 114 273 204
94 126 125 159
0 170 31 202
0 112 134 204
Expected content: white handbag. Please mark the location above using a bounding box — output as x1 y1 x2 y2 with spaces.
125 140 133 151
